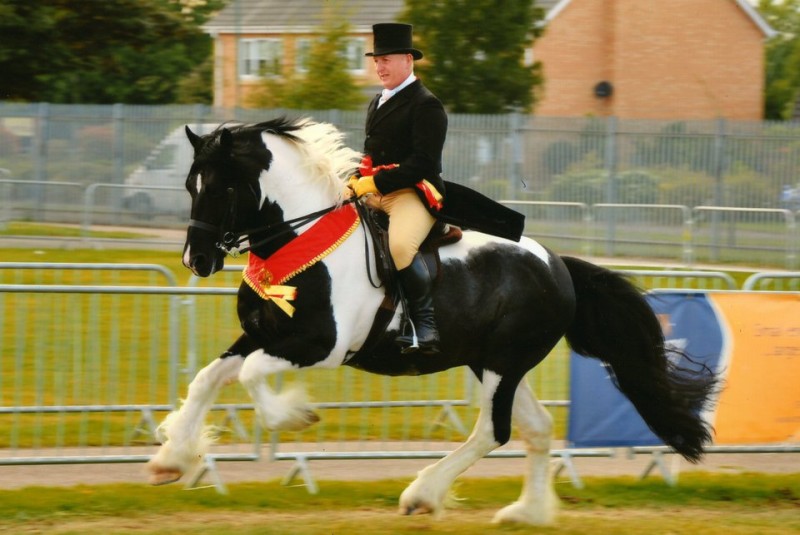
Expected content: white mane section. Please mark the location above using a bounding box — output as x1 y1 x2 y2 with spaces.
291 119 362 204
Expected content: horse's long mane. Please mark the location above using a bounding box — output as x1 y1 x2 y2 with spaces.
237 117 362 204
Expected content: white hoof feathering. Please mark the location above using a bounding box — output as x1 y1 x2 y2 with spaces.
398 471 448 518
146 410 214 485
492 493 559 526
260 385 320 431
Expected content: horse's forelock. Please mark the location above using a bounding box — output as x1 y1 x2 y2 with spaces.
193 125 273 179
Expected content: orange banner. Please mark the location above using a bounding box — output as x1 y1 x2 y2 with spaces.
710 293 800 444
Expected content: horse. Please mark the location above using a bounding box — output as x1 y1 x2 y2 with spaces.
146 117 718 525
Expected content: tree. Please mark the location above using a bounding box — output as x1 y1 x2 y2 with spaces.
247 14 364 110
0 0 224 104
403 0 545 114
759 0 800 120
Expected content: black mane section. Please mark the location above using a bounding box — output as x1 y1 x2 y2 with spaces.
192 117 305 179
238 117 304 142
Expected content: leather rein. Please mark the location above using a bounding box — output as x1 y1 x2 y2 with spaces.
187 190 369 267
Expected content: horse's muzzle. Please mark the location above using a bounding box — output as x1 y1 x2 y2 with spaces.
183 243 221 277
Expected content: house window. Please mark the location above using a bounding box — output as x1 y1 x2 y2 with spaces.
343 37 366 73
524 48 535 67
239 38 283 78
295 38 312 73
293 36 365 74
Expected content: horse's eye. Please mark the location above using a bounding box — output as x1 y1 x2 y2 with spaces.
206 186 229 199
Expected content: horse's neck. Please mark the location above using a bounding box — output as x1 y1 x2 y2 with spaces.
259 136 343 225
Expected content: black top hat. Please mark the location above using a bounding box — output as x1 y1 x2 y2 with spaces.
365 23 423 60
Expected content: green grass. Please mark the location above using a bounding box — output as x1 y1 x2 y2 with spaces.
0 222 149 240
0 473 797 534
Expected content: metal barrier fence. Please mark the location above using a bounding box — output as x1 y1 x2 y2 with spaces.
3 102 800 252
1 263 798 492
0 263 258 489
4 181 800 269
742 272 800 291
3 103 800 204
505 200 799 269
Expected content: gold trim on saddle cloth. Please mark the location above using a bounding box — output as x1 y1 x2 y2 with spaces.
242 204 360 317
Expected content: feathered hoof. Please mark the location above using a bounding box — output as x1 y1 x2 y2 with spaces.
492 501 556 526
398 480 445 519
263 386 321 432
299 408 321 428
147 463 184 486
399 500 436 516
270 408 320 432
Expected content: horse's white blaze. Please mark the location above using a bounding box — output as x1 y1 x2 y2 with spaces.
195 172 204 194
399 370 503 516
182 244 192 268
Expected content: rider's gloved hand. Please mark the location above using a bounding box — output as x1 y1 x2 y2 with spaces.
347 175 360 191
353 175 378 197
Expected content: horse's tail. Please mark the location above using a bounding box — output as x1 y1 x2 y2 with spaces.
561 256 719 462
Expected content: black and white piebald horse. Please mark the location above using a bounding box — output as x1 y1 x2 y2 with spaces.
147 117 718 525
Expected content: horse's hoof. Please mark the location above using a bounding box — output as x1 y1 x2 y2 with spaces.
148 466 183 486
399 501 434 516
268 409 320 432
306 410 321 425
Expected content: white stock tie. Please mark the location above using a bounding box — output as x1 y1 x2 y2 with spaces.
378 89 392 108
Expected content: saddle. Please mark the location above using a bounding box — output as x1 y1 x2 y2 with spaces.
351 201 462 359
360 204 462 287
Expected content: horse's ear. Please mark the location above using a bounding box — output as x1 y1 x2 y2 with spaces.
220 128 233 153
185 125 202 151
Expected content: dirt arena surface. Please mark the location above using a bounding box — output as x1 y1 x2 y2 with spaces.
1 445 797 490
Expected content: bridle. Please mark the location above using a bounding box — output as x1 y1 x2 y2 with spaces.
188 186 358 257
187 187 240 253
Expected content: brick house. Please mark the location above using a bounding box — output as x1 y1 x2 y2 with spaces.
203 0 774 119
534 0 775 119
203 0 405 109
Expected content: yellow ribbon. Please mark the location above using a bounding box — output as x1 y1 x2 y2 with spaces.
242 204 360 318
259 284 297 317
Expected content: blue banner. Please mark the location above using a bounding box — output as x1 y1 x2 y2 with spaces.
567 293 724 448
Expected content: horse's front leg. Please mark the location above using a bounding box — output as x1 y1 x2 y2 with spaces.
237 349 320 432
147 348 245 485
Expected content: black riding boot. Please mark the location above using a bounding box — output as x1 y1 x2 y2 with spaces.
395 253 440 354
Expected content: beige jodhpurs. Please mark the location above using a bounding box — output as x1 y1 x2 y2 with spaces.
367 188 436 270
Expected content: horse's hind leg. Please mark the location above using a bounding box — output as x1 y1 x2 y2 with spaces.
147 352 244 485
398 369 507 518
493 379 558 525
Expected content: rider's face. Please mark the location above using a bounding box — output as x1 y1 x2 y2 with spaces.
373 54 413 90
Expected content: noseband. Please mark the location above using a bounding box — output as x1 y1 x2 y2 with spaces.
188 187 241 254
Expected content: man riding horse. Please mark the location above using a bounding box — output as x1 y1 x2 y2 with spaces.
350 23 523 355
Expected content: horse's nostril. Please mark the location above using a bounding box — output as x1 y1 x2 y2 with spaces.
190 253 209 274
189 252 219 277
